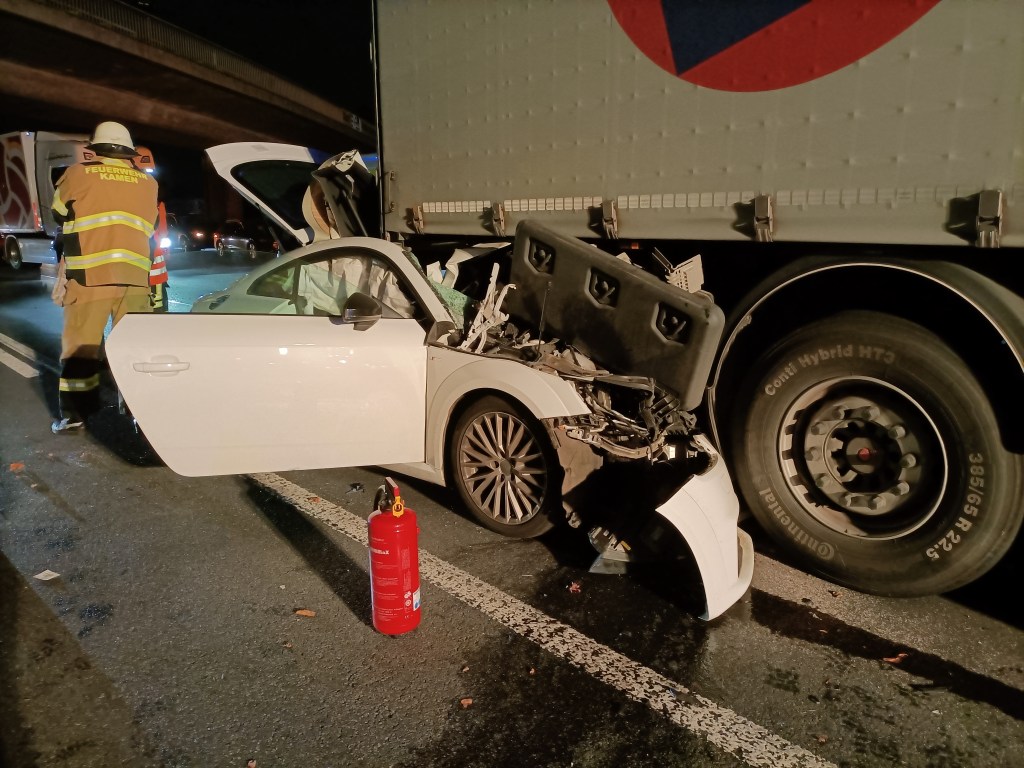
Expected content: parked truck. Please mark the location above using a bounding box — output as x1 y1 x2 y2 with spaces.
0 130 88 270
367 0 1023 596
1 130 156 271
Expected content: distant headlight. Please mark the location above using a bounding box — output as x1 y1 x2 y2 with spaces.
159 237 171 248
193 231 205 239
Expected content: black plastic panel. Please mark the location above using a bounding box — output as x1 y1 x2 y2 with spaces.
505 221 724 411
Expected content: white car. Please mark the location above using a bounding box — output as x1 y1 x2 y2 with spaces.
106 143 753 620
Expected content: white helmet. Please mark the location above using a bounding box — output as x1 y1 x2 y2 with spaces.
88 121 138 158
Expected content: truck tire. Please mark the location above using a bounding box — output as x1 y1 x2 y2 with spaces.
448 395 562 538
731 311 1023 596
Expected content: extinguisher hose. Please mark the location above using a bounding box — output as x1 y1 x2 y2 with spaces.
373 484 387 512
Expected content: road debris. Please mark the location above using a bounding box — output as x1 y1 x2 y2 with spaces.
568 581 582 594
9 462 25 472
460 697 473 709
347 482 365 494
34 569 60 581
883 652 909 664
294 609 317 618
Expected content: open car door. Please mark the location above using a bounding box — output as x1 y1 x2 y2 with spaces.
106 307 429 477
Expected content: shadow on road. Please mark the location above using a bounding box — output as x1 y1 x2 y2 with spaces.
244 479 374 629
0 554 152 767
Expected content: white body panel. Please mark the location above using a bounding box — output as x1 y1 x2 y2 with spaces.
422 346 591 472
107 313 429 475
655 437 754 621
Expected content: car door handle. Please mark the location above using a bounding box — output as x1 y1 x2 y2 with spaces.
133 359 190 375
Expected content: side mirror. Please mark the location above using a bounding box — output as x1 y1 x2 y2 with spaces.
342 292 382 330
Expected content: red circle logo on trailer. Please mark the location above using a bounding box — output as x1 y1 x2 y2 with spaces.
608 0 942 92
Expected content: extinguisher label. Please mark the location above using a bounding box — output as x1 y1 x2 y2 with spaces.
412 588 421 610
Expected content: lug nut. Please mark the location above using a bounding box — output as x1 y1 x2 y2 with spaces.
830 405 847 420
806 447 822 461
888 425 906 439
856 406 880 421
899 454 918 469
893 482 910 496
815 474 830 488
810 421 829 435
842 493 856 507
867 495 886 510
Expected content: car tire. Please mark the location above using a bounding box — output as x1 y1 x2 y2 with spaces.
731 311 1023 596
448 395 562 538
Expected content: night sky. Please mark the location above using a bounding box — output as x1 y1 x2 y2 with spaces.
129 0 376 121
120 1 375 208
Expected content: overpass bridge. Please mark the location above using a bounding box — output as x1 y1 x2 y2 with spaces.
0 0 376 153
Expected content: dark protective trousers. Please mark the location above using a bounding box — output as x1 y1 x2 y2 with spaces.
58 280 151 421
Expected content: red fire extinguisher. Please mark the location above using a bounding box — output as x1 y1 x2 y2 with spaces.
368 477 421 635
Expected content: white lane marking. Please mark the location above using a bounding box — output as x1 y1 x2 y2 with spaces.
0 347 38 378
251 472 836 768
0 331 38 361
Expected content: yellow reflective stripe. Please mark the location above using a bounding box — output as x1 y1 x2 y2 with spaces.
64 211 155 237
66 250 152 271
53 189 68 217
59 374 101 392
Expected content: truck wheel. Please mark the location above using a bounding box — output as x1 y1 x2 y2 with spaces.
5 237 23 269
448 395 562 538
731 311 1023 596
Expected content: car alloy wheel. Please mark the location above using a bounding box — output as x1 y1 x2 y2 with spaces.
449 395 561 538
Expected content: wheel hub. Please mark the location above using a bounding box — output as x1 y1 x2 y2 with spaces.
780 378 947 537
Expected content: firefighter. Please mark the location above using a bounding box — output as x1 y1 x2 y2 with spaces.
50 121 159 433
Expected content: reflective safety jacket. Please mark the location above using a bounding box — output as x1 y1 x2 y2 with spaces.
52 157 159 288
150 202 169 287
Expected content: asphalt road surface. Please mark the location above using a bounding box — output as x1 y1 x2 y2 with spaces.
1 258 1021 768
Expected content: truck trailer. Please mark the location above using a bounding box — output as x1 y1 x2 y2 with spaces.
368 0 1024 597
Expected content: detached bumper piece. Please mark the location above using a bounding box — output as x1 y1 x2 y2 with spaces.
585 434 753 621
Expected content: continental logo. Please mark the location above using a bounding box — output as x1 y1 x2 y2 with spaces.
84 165 146 183
758 487 835 560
